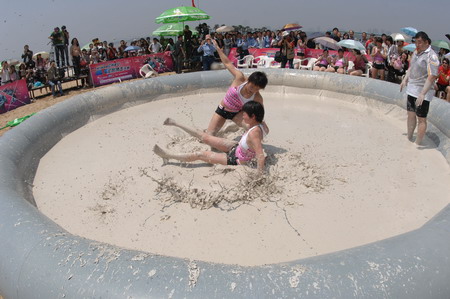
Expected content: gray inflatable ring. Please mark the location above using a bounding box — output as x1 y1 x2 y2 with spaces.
1 69 450 298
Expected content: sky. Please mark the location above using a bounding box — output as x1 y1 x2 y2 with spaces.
1 0 448 60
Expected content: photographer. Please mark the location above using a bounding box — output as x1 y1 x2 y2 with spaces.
277 31 295 69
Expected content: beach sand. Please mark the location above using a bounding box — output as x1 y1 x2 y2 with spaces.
32 87 450 266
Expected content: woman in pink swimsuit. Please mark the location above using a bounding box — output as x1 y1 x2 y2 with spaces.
154 101 267 174
313 49 332 72
370 37 387 80
326 49 348 74
206 39 268 136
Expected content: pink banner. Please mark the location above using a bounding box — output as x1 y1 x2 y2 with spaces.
89 52 174 87
0 79 31 114
228 48 371 67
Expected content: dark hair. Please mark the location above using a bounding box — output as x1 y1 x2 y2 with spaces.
386 36 393 44
247 71 268 89
415 31 431 44
242 101 265 123
333 27 339 31
354 49 361 55
338 48 344 53
71 38 79 46
443 58 450 65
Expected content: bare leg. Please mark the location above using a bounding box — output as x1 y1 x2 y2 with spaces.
325 67 335 73
164 118 236 152
153 145 228 165
415 117 427 145
206 113 226 136
446 86 450 103
164 117 203 139
407 111 417 142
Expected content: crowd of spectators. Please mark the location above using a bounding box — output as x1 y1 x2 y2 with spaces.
0 24 449 101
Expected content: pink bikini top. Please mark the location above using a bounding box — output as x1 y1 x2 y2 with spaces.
235 124 265 162
223 82 255 112
335 57 345 67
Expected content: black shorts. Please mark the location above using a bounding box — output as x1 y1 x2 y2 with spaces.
226 145 239 165
317 64 327 68
215 105 239 120
373 63 385 70
437 83 448 92
407 95 430 118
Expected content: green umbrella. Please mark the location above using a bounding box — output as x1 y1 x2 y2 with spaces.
431 40 450 50
155 6 210 24
153 23 198 36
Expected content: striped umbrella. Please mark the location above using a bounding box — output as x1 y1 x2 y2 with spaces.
282 23 302 31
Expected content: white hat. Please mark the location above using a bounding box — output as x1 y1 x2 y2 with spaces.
282 31 289 37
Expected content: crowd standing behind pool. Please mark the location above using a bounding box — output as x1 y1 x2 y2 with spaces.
1 24 449 102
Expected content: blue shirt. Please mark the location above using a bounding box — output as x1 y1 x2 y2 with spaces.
247 37 257 48
263 36 271 48
197 43 216 56
237 39 248 51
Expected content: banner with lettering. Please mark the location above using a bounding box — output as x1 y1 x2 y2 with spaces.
89 52 174 87
0 79 31 114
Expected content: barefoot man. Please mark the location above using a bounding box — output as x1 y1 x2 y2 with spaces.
206 39 268 136
154 101 267 174
400 31 439 145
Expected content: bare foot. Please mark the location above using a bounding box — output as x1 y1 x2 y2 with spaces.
163 118 176 126
153 145 169 164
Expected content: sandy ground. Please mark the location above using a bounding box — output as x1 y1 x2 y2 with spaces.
33 88 450 266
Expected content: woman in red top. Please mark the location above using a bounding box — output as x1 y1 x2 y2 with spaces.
436 58 450 102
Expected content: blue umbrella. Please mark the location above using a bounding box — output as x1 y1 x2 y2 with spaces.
124 46 141 52
401 27 418 37
403 44 416 52
337 39 365 51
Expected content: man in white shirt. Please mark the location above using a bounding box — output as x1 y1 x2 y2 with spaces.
149 38 162 54
400 31 439 145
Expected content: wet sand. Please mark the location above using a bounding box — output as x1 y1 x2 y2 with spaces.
33 88 450 266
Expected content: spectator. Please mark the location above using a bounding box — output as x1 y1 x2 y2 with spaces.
61 26 70 66
197 34 216 71
9 65 19 82
90 48 100 64
35 53 46 71
0 61 11 85
184 25 193 59
348 30 355 40
366 33 376 53
331 27 340 42
347 49 368 76
278 31 295 69
313 49 332 71
327 48 348 74
237 35 249 59
107 43 118 60
70 38 82 77
371 37 387 80
342 32 350 40
49 27 66 68
360 32 368 44
172 35 185 74
436 58 450 102
47 61 64 97
18 63 27 79
149 38 162 54
21 45 33 68
118 40 127 58
223 33 233 57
